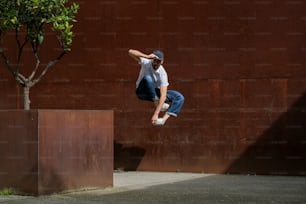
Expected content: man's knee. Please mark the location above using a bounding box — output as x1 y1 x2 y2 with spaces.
142 74 154 84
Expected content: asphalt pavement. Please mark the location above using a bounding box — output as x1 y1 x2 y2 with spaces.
1 171 306 203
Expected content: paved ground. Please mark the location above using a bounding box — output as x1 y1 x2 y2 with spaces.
1 171 306 203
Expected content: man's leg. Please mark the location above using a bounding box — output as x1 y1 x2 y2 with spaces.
136 75 158 101
166 90 185 117
136 76 170 111
155 90 184 125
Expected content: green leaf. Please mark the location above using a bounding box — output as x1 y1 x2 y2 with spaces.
38 34 44 44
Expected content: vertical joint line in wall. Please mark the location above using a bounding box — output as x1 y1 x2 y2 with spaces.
267 96 275 122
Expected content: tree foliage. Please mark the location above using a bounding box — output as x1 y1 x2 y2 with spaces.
0 0 79 110
0 0 79 50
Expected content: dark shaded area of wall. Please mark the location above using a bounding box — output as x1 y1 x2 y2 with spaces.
227 92 306 175
0 111 38 193
0 1 306 174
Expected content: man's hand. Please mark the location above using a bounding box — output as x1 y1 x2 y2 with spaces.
147 53 158 59
151 113 159 125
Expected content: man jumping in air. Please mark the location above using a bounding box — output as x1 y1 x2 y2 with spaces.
128 49 184 126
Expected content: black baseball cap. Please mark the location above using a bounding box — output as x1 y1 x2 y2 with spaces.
153 50 164 60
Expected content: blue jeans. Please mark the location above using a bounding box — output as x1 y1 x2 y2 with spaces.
136 75 184 117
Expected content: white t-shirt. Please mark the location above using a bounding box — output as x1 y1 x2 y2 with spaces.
136 58 169 88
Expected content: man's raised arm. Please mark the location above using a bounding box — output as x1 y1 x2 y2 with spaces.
128 49 156 62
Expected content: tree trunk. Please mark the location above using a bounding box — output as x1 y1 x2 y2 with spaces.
23 86 31 110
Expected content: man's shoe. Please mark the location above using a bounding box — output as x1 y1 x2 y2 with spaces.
161 103 169 112
154 118 165 126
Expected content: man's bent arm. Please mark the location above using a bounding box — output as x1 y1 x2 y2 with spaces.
152 86 167 122
128 49 156 62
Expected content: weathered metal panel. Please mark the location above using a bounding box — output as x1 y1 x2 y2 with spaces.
38 110 114 194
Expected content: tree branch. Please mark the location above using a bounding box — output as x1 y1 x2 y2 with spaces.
28 45 40 81
32 51 66 86
0 47 25 86
15 27 29 74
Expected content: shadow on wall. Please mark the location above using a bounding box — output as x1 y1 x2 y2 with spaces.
227 92 306 175
114 140 146 171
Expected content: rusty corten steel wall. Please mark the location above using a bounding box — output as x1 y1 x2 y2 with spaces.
0 111 38 193
0 1 306 175
0 110 113 195
38 110 114 194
